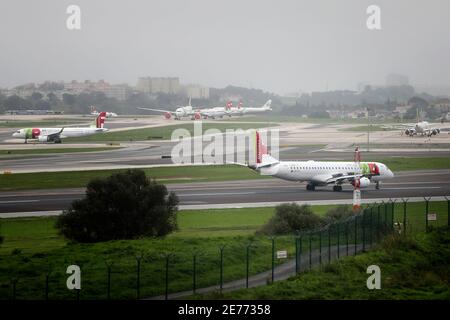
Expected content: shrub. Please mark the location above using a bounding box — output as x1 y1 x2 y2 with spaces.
258 203 323 235
56 169 178 242
323 205 356 224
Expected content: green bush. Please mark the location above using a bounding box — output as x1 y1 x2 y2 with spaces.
56 169 179 242
258 203 323 235
323 205 357 224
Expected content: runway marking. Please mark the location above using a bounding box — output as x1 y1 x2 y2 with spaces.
382 187 441 190
0 200 39 204
178 192 256 197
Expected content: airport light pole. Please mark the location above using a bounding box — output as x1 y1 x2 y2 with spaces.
367 107 370 152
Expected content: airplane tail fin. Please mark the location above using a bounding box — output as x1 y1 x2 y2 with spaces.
237 102 243 109
226 101 233 110
94 111 107 128
255 130 278 166
263 100 272 110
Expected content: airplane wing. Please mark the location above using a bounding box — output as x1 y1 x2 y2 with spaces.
312 173 364 185
137 107 175 115
46 128 64 141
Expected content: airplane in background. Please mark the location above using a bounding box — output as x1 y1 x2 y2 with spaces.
241 131 394 191
12 112 108 143
197 101 233 119
137 98 201 120
383 109 440 137
90 106 118 118
241 100 273 115
228 102 245 116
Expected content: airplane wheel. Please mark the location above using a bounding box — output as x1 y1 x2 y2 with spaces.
375 182 380 190
333 185 342 192
306 184 315 191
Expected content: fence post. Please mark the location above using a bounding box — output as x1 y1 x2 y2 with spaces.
44 266 51 300
346 221 349 256
136 254 142 300
362 210 366 252
369 206 373 247
164 254 172 300
11 278 17 300
105 261 113 300
391 199 396 231
424 197 431 232
377 204 381 241
401 198 408 236
445 196 450 227
383 201 388 231
219 245 225 293
269 237 275 283
298 235 302 273
245 243 254 289
295 230 301 274
354 216 358 256
337 223 340 259
309 233 312 270
192 253 197 295
328 226 331 264
319 230 322 266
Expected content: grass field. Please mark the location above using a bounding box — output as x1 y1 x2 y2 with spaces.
228 115 412 125
0 120 90 128
0 201 447 299
338 125 394 132
1 156 449 191
0 165 265 191
0 147 121 157
65 122 276 142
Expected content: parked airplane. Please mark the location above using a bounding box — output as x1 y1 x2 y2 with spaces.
242 100 273 115
137 98 200 120
228 102 245 116
383 109 440 137
198 101 233 119
90 106 117 118
12 112 108 143
244 131 394 191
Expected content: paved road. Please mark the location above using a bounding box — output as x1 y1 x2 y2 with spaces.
1 169 449 214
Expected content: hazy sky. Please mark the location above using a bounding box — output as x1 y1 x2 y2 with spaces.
1 0 449 94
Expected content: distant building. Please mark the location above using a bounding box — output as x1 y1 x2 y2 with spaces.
386 74 409 87
136 77 180 94
104 84 130 101
183 84 209 99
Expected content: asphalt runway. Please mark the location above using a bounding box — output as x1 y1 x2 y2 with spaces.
1 169 449 214
2 140 450 173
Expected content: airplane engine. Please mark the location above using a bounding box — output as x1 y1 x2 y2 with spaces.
164 112 171 119
352 177 370 188
432 129 440 135
404 129 414 136
38 135 51 142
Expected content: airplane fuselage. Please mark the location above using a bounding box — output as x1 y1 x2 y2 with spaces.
13 127 108 140
258 160 393 186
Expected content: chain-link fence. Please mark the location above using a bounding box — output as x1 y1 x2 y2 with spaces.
1 197 449 300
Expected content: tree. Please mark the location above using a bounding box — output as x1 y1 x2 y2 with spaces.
259 203 323 235
56 169 178 242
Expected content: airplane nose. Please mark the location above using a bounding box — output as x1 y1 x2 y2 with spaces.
388 170 394 178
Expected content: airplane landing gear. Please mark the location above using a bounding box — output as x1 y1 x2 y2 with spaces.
375 181 380 190
306 183 315 191
333 185 343 192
